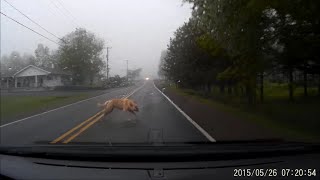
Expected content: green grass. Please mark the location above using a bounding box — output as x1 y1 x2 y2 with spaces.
264 82 318 99
1 94 89 124
168 84 320 142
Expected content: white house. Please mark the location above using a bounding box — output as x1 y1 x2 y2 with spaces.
1 65 71 89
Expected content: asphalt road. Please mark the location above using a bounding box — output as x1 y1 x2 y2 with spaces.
0 81 208 145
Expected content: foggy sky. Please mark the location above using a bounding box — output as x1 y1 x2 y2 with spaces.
0 0 192 78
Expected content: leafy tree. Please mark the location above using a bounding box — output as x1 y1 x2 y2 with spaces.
1 52 25 72
260 0 320 99
34 44 52 68
163 19 215 90
1 52 38 71
107 75 126 87
57 28 106 85
166 0 320 103
22 53 37 66
158 50 167 79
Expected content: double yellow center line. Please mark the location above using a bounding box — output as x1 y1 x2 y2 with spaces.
50 111 104 144
50 84 144 144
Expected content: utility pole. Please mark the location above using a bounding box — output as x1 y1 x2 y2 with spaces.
126 60 128 82
106 47 111 80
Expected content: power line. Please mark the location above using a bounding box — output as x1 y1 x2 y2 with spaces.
42 0 73 28
0 11 59 45
54 0 97 35
49 0 78 28
2 0 63 42
55 0 78 24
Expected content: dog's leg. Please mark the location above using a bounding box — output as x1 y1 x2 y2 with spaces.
102 103 114 118
123 100 129 112
127 110 137 123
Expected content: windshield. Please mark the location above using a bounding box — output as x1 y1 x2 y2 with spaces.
1 0 319 147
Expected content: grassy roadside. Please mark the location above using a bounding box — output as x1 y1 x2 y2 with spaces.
1 94 90 124
167 85 320 142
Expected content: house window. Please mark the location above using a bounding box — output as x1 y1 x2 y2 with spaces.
47 75 53 80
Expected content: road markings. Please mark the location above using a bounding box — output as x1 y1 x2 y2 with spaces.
124 83 145 98
153 81 216 142
50 111 103 144
50 83 145 144
0 87 131 128
62 113 104 143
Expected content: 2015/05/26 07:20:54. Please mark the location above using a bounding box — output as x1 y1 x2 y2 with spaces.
233 168 317 177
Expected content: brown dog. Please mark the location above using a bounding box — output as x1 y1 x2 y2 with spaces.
98 98 139 118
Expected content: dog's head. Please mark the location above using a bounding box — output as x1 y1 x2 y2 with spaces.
134 105 139 112
128 100 139 112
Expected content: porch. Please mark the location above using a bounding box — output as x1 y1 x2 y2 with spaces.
1 76 45 88
13 75 44 88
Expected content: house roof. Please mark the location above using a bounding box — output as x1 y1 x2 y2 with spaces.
13 65 51 77
1 64 71 78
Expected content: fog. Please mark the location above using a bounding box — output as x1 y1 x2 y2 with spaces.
0 0 192 78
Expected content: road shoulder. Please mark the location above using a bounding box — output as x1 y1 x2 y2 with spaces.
154 81 286 141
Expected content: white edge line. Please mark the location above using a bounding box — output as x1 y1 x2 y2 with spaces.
0 86 134 128
153 81 216 142
125 82 145 98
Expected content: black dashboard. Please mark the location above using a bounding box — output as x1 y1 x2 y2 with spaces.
1 143 319 180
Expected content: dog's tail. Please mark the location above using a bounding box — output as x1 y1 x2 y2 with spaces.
97 103 104 108
97 100 110 108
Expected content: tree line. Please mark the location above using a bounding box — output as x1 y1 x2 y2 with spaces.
1 28 106 85
158 0 320 103
1 28 142 86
